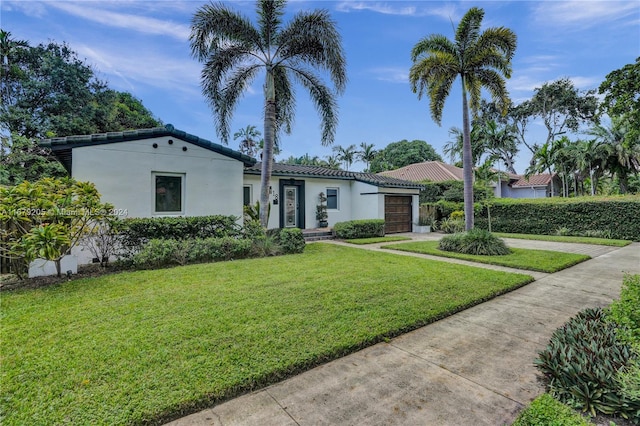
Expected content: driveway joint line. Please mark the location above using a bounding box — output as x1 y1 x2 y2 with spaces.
265 388 301 426
387 341 529 407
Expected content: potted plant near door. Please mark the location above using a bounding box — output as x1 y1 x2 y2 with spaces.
316 192 329 228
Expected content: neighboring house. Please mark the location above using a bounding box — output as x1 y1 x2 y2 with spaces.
41 125 422 236
499 174 559 199
378 160 558 198
379 161 463 182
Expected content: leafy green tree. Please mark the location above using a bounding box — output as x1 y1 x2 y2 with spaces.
234 125 261 158
369 139 442 173
409 7 516 230
599 58 640 147
0 33 161 183
190 0 346 227
0 133 67 186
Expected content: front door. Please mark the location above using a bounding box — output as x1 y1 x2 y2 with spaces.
283 185 299 228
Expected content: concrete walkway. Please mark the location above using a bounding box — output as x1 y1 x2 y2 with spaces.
166 236 640 426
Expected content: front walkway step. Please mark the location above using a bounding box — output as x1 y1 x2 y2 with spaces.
302 229 334 242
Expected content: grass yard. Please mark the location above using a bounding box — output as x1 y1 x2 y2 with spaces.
1 244 533 426
382 241 590 273
493 233 631 247
344 236 412 244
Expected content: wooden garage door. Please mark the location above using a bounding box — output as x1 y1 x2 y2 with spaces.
385 196 412 233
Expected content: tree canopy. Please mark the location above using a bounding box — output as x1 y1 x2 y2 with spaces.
369 139 442 173
0 30 162 185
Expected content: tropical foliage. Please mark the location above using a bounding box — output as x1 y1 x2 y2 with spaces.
0 177 115 278
368 139 441 173
190 0 346 227
0 30 162 185
409 7 517 230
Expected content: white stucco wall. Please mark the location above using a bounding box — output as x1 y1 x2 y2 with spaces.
71 136 245 219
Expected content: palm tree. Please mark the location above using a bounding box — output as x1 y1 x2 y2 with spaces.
233 125 261 158
444 125 484 166
190 0 347 226
333 144 357 170
588 118 640 194
409 7 516 230
526 141 556 197
479 120 518 174
357 142 376 172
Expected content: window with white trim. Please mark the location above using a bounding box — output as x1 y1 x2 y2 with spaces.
153 173 184 214
326 187 339 210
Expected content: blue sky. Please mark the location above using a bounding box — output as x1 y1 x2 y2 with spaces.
3 1 639 174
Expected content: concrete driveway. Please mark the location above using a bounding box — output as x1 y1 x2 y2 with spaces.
166 236 640 426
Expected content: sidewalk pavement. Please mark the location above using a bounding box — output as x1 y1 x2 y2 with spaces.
166 237 640 426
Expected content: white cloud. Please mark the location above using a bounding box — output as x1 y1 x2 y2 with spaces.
75 43 202 96
48 2 191 41
335 1 460 20
368 67 408 83
532 1 639 27
1 0 48 18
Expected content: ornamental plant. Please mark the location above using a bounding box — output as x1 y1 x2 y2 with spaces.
0 177 115 278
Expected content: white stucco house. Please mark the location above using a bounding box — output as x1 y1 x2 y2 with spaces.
40 124 422 235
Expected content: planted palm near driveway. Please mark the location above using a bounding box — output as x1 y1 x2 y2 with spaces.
2 244 533 425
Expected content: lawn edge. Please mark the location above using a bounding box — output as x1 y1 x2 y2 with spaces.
156 274 535 425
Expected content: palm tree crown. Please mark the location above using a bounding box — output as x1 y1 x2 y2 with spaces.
409 7 516 230
190 0 346 226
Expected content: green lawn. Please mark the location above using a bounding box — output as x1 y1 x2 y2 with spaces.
345 236 412 244
493 233 631 247
382 241 590 272
1 244 533 425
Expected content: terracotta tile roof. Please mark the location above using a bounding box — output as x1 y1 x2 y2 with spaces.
39 124 257 171
378 161 463 182
511 174 554 187
245 163 423 189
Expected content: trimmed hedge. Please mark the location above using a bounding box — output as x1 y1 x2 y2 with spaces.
426 196 640 241
119 215 242 255
476 197 640 241
334 219 385 239
131 237 253 269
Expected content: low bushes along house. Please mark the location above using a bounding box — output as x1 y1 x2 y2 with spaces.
40 125 421 266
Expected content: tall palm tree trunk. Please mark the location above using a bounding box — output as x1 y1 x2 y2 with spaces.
461 80 474 231
260 71 276 228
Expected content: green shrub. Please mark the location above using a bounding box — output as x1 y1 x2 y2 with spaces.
474 196 640 241
512 393 591 426
269 228 306 254
438 229 510 256
535 308 639 421
119 215 242 256
132 237 252 269
449 210 464 220
334 219 385 239
439 218 465 234
608 274 640 346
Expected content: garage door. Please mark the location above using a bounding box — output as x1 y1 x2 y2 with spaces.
384 196 412 233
